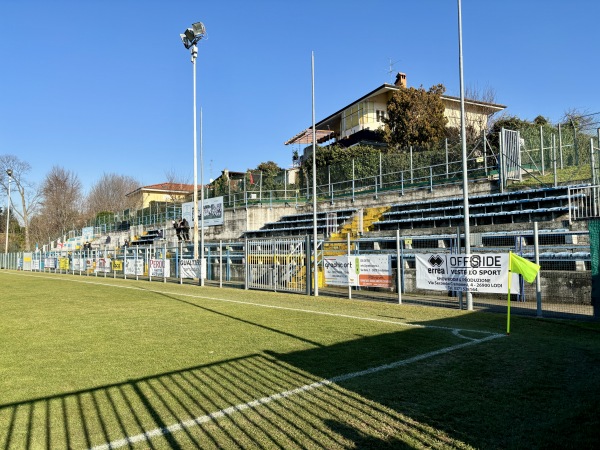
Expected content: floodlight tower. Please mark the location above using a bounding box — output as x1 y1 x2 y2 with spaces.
4 168 13 266
181 22 206 285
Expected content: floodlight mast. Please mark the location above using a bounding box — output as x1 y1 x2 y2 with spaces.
181 21 206 285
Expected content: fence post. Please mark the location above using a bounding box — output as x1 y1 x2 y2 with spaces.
244 237 249 290
591 137 596 186
540 125 545 176
445 138 449 177
347 232 352 299
396 229 402 304
305 235 311 296
429 167 433 192
410 146 414 183
163 242 167 283
219 240 223 288
558 123 564 169
379 152 383 187
483 131 488 175
352 159 355 202
534 222 542 317
553 134 558 187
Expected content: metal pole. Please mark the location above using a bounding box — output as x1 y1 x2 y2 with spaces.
410 146 414 183
4 172 11 263
591 137 597 186
445 138 449 177
191 44 199 261
534 222 542 317
219 239 223 288
396 229 402 304
311 51 319 296
200 108 205 286
558 123 564 169
347 231 352 299
379 152 383 188
553 134 558 187
458 0 473 310
540 126 545 175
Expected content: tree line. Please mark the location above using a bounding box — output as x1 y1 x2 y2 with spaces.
0 154 140 252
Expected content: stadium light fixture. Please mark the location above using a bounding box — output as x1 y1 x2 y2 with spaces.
4 168 13 266
181 21 206 285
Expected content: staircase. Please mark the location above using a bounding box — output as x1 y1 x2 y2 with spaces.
324 206 389 256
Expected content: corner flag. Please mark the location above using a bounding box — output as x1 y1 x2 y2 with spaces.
507 251 541 334
509 252 540 283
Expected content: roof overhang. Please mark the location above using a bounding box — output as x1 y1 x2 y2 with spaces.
284 128 335 145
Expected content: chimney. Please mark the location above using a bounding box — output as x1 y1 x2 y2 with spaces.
394 72 406 88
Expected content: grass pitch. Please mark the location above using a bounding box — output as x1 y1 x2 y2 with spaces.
1 271 599 449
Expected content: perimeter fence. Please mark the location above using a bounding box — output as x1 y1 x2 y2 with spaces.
2 223 595 321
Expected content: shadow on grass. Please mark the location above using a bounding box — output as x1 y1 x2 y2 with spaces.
2 287 599 449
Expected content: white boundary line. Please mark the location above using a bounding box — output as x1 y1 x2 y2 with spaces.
2 272 504 449
89 333 504 450
2 271 497 337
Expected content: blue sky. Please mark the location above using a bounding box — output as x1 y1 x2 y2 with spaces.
1 0 598 194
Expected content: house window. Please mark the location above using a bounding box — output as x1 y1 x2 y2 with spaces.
376 110 386 122
342 101 375 131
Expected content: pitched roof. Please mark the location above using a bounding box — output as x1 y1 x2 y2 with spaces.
126 182 195 197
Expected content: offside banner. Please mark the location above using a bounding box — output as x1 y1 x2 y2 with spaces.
324 255 392 287
416 253 520 294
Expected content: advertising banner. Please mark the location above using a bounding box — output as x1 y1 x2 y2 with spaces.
149 258 171 278
44 257 57 269
23 252 32 271
416 253 520 294
112 260 123 272
59 257 70 270
82 226 94 242
72 258 82 271
179 259 206 279
125 259 144 276
324 255 392 288
95 258 112 273
182 197 224 227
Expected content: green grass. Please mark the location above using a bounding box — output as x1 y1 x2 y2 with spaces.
1 271 599 449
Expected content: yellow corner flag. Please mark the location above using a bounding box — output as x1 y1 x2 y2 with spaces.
509 252 541 283
507 252 541 335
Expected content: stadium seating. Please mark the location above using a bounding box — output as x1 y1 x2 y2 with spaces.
372 185 583 231
130 229 164 246
244 208 357 238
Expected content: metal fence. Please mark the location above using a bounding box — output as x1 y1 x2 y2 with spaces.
2 224 595 321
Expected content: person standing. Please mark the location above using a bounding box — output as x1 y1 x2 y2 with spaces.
173 220 182 241
181 218 190 241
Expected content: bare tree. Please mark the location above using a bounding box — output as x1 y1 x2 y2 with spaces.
39 166 83 239
86 173 141 216
0 154 41 251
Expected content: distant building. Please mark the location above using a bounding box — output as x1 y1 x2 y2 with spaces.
126 182 195 209
285 72 506 153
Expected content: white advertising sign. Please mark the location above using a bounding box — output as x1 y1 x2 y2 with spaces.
179 259 206 279
182 197 224 227
149 258 171 278
416 253 520 294
44 257 57 269
95 258 112 273
73 258 85 271
23 252 32 271
125 259 144 276
324 255 392 287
